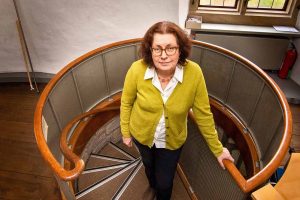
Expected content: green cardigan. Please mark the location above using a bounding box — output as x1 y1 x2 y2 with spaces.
120 59 223 157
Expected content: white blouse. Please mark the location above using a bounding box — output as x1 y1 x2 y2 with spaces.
144 65 183 148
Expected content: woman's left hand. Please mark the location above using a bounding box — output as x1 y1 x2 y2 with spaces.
217 147 234 170
122 136 133 147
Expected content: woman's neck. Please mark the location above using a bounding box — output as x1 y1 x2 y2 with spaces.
156 68 175 79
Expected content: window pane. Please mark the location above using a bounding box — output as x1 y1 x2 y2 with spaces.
199 0 286 9
199 0 237 7
200 0 211 6
224 0 236 6
272 0 285 8
211 0 224 6
247 0 287 9
247 0 259 8
259 0 273 8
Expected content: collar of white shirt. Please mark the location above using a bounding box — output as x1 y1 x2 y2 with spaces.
144 65 183 83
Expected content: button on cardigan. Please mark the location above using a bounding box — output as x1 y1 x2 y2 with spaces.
144 65 183 148
120 59 223 157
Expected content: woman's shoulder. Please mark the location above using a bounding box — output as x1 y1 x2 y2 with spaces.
130 59 148 72
184 60 203 74
131 59 147 68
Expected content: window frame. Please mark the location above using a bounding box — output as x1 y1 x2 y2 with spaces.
189 0 300 26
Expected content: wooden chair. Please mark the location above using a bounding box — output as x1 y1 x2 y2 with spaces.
251 153 300 200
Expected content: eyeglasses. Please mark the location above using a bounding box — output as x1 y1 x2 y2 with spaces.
151 46 179 56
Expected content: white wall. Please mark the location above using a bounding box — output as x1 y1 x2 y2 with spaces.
0 0 26 73
178 0 190 28
0 0 179 74
2 0 299 84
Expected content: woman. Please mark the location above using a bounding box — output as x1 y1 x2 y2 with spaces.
120 21 234 200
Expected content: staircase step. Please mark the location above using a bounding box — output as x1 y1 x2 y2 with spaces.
77 139 191 199
95 142 136 161
111 141 140 159
85 155 130 169
118 164 152 200
119 167 190 200
172 172 191 200
78 167 120 191
76 159 139 200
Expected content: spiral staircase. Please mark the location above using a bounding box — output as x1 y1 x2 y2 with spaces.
34 39 292 199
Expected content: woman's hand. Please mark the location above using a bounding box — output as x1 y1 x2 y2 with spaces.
217 147 234 170
122 137 132 147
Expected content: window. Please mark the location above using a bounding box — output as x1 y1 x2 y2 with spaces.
198 0 287 10
189 0 299 26
199 0 237 8
247 0 287 10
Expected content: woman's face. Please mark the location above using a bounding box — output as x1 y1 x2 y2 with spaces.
151 33 180 74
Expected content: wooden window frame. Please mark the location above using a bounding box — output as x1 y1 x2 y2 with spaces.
189 0 300 26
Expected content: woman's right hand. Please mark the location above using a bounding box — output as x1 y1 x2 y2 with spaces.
122 137 132 147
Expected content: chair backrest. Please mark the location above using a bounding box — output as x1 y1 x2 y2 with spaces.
251 153 300 200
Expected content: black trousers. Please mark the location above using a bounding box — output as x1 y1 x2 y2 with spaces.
133 138 182 200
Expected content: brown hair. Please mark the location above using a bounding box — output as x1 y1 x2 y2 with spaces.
140 21 191 67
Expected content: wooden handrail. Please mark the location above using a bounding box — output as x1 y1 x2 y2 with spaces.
191 40 293 192
34 39 142 181
59 106 119 180
34 38 292 192
210 98 260 177
69 93 122 157
34 106 119 181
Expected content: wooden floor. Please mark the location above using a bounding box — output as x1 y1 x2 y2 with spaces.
0 83 61 200
0 82 299 200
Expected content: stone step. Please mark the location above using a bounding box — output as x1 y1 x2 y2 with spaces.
76 159 140 199
76 139 191 199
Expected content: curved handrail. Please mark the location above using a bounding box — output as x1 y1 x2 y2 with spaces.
210 97 260 176
59 106 120 180
34 39 142 181
191 40 293 192
34 38 292 192
34 112 85 181
35 107 119 181
67 93 122 157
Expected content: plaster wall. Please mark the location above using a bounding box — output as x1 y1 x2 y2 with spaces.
0 0 26 73
178 0 190 28
0 0 178 74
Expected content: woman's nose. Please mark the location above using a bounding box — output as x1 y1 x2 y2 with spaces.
160 50 168 59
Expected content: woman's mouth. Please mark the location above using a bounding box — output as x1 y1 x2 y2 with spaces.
159 62 170 65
